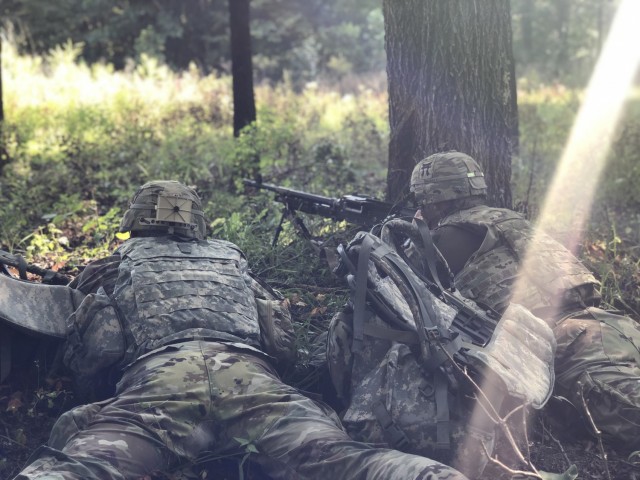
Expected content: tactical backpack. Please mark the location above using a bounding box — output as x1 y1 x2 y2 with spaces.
327 219 556 478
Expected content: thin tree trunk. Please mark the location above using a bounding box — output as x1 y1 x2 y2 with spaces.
0 35 4 123
384 0 518 208
229 0 256 137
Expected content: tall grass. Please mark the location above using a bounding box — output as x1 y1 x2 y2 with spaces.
1 41 639 312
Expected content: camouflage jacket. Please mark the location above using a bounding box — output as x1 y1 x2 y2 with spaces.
437 205 600 317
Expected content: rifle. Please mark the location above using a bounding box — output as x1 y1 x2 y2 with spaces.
244 179 499 345
0 250 71 285
243 179 416 245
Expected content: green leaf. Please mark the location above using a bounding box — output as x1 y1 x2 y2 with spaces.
233 437 250 447
246 444 258 454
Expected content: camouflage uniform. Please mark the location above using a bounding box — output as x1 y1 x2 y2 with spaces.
16 181 467 480
409 153 640 450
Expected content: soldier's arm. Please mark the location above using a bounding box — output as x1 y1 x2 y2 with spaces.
241 264 297 367
69 254 122 295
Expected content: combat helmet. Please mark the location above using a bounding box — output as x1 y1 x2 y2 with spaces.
410 151 487 205
119 180 207 239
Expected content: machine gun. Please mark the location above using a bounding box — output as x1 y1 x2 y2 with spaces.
0 249 71 285
243 179 416 245
244 179 499 346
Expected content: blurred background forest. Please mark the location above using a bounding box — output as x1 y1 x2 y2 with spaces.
0 0 639 477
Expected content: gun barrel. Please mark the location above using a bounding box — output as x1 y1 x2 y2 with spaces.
0 250 70 285
244 178 415 226
244 179 338 206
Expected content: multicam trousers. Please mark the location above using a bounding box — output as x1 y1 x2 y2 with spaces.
553 307 640 449
15 341 467 480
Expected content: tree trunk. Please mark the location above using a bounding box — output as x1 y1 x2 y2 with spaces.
228 0 256 137
0 35 4 123
384 0 518 208
520 0 534 66
555 0 571 81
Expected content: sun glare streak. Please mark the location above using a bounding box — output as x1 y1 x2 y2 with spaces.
512 0 640 311
534 0 640 242
457 0 640 474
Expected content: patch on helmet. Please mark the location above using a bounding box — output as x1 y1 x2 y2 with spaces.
419 161 433 178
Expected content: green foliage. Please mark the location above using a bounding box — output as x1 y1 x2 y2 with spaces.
0 44 386 285
512 0 621 87
5 0 384 86
1 41 639 356
512 87 580 216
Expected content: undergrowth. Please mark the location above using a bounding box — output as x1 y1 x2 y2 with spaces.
1 41 639 340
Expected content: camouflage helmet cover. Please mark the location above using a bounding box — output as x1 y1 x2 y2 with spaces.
410 151 487 205
119 180 207 239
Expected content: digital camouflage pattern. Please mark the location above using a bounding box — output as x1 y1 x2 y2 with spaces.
17 216 469 480
438 205 601 316
16 342 468 480
115 236 262 350
328 308 495 479
64 236 264 378
410 152 487 205
0 272 84 338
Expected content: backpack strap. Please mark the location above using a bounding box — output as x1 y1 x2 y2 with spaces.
434 370 451 453
372 240 462 372
352 234 374 352
414 218 446 293
372 399 410 450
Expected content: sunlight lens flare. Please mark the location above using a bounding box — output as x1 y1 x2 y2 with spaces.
513 0 640 313
457 0 640 473
534 0 640 242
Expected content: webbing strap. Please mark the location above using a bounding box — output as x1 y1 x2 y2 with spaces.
435 370 451 452
352 235 374 352
372 399 410 450
414 218 445 293
362 323 419 344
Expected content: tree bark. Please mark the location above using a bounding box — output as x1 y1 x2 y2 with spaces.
0 34 4 123
228 0 256 137
384 0 518 208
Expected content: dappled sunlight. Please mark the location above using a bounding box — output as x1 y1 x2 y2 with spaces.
4 42 231 111
457 0 640 473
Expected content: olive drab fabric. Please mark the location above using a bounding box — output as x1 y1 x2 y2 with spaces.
410 152 487 205
438 205 601 316
327 227 555 478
